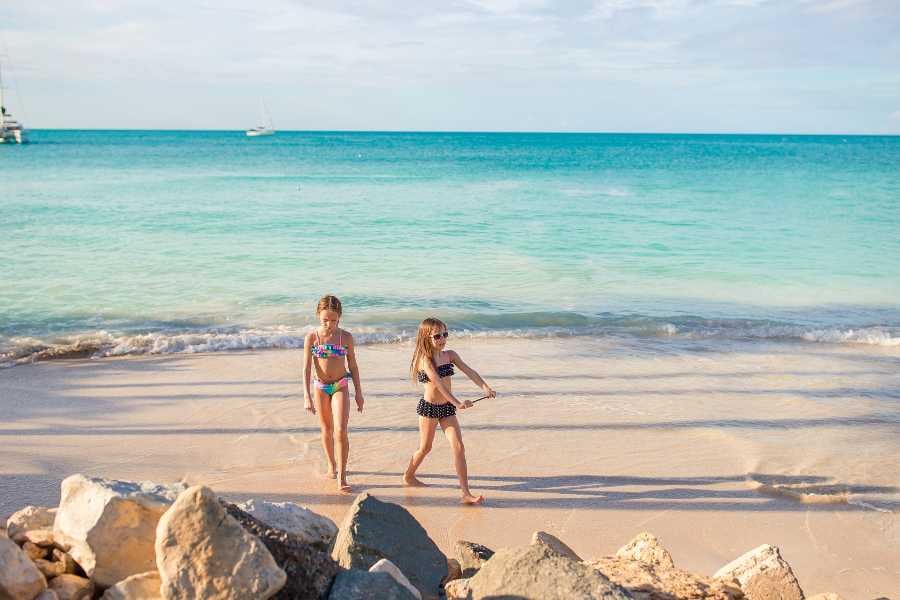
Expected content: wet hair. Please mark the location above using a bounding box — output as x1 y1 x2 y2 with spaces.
409 317 447 382
316 295 342 316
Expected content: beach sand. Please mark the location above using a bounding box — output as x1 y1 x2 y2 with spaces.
2 337 898 597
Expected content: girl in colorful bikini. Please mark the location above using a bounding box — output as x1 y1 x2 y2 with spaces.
403 317 496 505
303 295 364 493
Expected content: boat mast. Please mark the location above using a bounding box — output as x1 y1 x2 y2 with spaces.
0 63 6 131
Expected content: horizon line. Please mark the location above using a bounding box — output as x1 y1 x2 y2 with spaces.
20 127 900 137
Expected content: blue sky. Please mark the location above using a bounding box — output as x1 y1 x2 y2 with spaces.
1 0 898 133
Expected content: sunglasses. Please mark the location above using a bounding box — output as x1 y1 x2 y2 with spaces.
431 331 449 341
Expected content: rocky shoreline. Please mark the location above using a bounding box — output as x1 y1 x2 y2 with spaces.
0 474 868 599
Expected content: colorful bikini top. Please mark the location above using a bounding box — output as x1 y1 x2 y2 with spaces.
311 331 348 359
417 362 455 383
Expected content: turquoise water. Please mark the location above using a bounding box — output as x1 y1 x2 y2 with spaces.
2 130 899 363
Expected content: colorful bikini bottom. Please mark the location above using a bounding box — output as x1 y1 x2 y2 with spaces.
315 373 351 396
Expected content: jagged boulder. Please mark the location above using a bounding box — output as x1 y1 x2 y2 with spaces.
713 544 803 600
0 536 48 599
221 500 339 600
7 506 57 543
53 474 186 588
532 530 582 561
327 570 418 600
616 533 675 569
454 541 494 578
331 493 446 599
100 571 162 600
155 486 286 600
589 556 743 599
466 543 631 599
370 558 422 600
235 499 338 546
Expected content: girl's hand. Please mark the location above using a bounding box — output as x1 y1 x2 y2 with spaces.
459 400 474 410
304 395 316 415
482 385 496 399
355 394 365 413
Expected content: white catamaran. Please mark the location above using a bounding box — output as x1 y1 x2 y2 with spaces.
0 63 26 144
246 100 275 137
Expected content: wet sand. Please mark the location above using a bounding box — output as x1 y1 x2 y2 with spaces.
2 337 898 597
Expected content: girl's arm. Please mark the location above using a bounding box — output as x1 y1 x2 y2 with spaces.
421 358 465 408
302 332 315 414
450 350 496 397
345 331 364 412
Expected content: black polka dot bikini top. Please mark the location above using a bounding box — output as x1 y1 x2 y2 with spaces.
417 362 455 383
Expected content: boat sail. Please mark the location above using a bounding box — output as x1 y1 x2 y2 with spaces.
246 100 275 137
0 62 26 144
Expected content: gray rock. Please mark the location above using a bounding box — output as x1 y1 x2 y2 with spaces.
7 506 57 543
235 499 338 546
221 500 340 600
455 541 494 578
615 533 675 570
327 570 418 600
0 536 48 600
370 558 422 600
532 530 582 561
714 544 803 600
331 493 446 599
466 543 631 600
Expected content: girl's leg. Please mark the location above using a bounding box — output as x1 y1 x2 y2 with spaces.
331 389 352 492
404 416 438 486
314 388 337 477
440 416 484 505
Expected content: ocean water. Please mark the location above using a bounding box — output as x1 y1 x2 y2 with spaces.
1 130 899 364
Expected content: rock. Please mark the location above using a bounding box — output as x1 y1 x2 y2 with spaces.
100 571 162 600
24 540 49 561
0 537 48 600
589 556 744 599
446 558 463 582
34 558 68 579
443 578 471 600
24 530 59 549
532 530 582 561
331 493 446 599
466 543 630 599
370 558 422 600
807 595 844 600
47 574 93 600
52 550 79 575
220 500 340 600
713 544 803 600
616 533 675 570
235 499 338 547
53 474 186 588
7 506 57 542
35 591 60 600
155 485 286 600
454 541 494 578
327 570 419 600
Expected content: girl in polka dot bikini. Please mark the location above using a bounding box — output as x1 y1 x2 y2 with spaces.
303 295 365 493
403 317 496 504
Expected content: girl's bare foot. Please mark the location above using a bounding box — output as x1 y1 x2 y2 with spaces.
323 470 337 479
339 480 353 493
403 475 428 487
461 493 485 505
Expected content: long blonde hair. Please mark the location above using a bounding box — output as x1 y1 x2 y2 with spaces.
409 317 447 382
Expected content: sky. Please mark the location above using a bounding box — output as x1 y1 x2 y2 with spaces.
1 0 898 133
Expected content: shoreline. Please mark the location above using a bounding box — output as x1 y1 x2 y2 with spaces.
2 337 898 596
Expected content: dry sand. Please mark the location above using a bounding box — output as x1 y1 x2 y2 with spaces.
2 337 898 597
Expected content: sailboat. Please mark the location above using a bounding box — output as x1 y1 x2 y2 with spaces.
0 62 27 144
246 100 275 137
